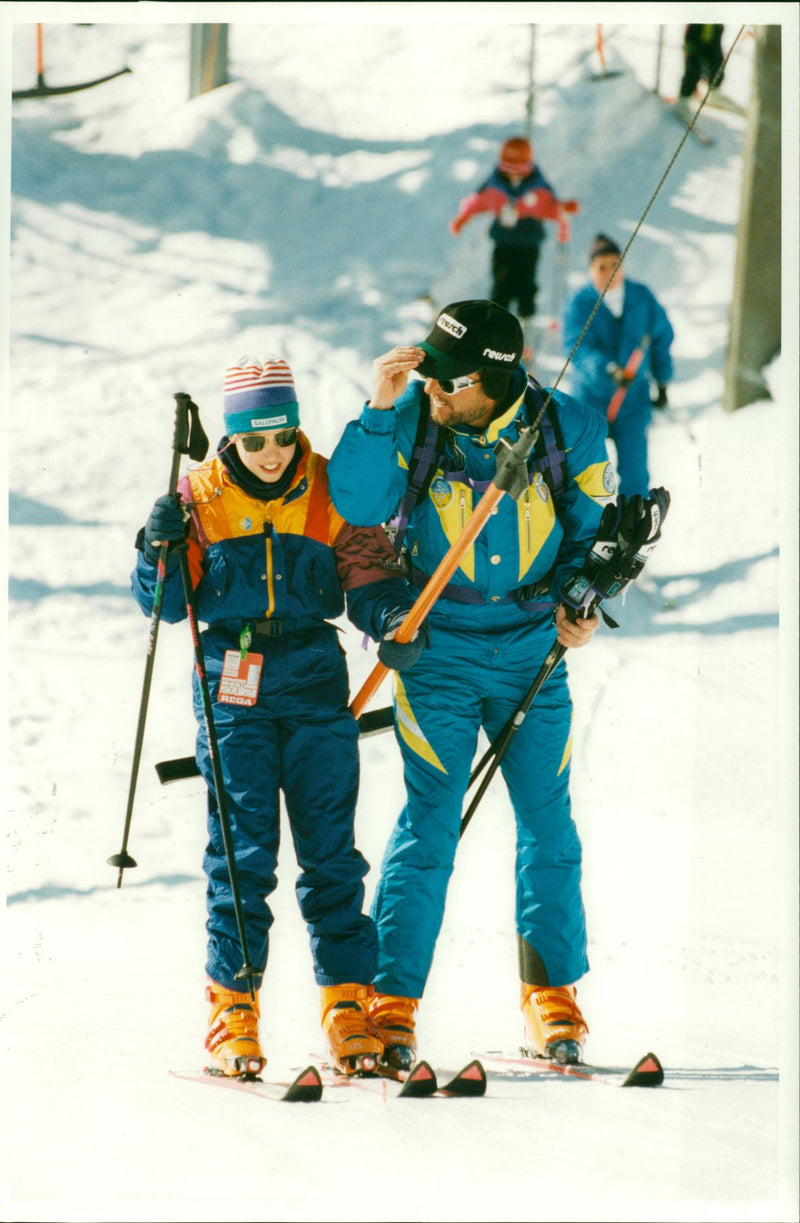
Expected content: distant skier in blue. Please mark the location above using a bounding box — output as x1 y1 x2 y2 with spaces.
328 300 617 1072
562 234 675 498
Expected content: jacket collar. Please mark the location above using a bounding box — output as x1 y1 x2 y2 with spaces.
449 365 528 448
217 431 310 501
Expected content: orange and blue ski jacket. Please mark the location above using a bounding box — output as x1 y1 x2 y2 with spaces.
131 431 412 644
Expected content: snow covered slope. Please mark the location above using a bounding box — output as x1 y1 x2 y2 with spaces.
3 13 797 1223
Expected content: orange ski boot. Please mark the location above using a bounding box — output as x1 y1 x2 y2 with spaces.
369 993 419 1074
204 981 265 1079
320 984 384 1076
520 983 588 1065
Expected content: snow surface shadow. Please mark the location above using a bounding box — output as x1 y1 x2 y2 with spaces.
613 546 780 638
8 576 130 601
660 1066 779 1083
10 62 744 370
10 491 103 526
484 1064 778 1088
7 872 200 905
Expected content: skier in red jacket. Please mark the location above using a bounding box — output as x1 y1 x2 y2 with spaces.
450 136 579 321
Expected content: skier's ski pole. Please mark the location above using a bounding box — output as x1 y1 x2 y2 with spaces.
108 393 208 887
176 547 259 995
546 212 572 355
349 423 540 720
458 488 671 836
459 639 566 839
154 704 396 786
606 335 651 423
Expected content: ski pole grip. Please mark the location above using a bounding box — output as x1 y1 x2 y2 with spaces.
172 392 209 463
173 393 192 456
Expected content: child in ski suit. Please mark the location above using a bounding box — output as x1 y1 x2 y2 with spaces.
449 136 579 321
562 234 674 498
131 355 424 1079
327 300 615 1071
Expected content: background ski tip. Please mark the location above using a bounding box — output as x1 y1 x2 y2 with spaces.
283 1064 324 1102
398 1060 438 1098
621 1052 664 1088
439 1059 487 1097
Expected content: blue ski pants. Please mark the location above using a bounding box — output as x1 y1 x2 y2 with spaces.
608 390 652 499
371 613 589 998
194 625 377 992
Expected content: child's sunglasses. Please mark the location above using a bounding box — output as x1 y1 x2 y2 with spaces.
238 428 298 451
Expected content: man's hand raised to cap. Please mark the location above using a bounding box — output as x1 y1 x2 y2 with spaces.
370 346 426 409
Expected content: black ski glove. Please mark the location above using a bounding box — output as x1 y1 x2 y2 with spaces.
651 384 669 409
142 494 188 565
560 489 670 619
607 362 632 388
377 613 430 671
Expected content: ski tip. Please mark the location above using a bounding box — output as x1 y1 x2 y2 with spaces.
282 1064 324 1102
439 1058 487 1097
398 1059 438 1098
621 1052 664 1088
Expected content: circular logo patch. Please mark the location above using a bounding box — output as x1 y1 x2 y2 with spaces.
239 517 253 531
534 472 550 503
430 476 453 509
602 463 616 495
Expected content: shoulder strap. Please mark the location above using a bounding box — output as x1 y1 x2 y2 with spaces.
525 376 567 508
389 395 447 556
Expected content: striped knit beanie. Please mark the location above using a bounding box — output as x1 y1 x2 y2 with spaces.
223 355 300 435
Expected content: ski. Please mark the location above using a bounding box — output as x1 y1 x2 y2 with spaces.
170 1064 324 1102
482 1049 664 1089
319 1057 486 1099
660 96 715 146
696 90 746 117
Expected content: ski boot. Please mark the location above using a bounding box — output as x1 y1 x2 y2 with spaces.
204 981 265 1080
520 983 588 1065
368 992 419 1075
320 983 384 1076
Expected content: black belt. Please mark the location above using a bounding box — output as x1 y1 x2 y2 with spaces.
248 617 322 638
251 619 284 637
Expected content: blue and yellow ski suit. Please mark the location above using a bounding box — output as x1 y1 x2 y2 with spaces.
328 368 614 996
131 433 413 993
562 278 674 497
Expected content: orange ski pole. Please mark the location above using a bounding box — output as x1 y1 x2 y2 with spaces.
606 335 651 424
349 424 539 720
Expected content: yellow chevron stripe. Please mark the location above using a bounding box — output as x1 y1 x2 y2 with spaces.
557 714 574 776
394 675 447 773
516 478 556 581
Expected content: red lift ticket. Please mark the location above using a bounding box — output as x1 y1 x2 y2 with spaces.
218 650 264 706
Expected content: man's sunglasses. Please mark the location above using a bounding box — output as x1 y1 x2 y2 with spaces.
430 374 481 395
238 428 298 451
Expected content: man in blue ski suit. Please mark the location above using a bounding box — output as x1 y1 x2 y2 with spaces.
131 354 422 1079
562 233 674 498
327 300 616 1069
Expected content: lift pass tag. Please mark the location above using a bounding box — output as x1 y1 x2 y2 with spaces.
218 650 263 706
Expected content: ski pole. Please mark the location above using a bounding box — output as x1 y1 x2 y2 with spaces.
606 335 651 424
349 422 540 720
459 639 566 839
108 393 208 887
175 547 260 995
458 488 671 837
547 212 572 355
154 704 396 786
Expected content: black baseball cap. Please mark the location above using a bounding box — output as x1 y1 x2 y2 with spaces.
416 300 525 380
